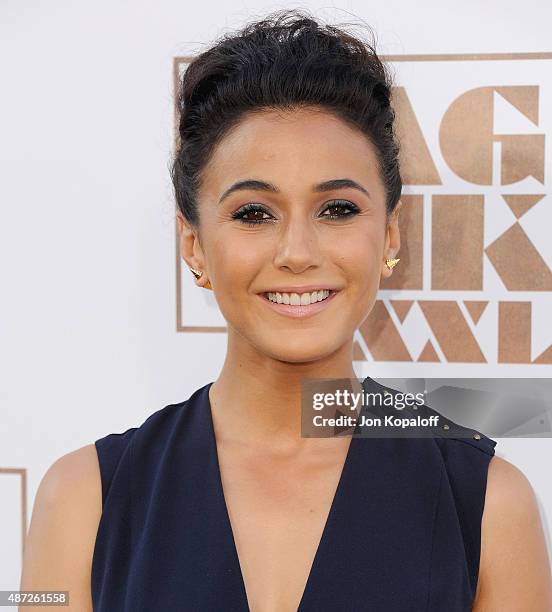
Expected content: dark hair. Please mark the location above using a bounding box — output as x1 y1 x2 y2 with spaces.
171 8 402 227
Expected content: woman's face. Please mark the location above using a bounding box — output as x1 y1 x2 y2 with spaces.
178 106 401 363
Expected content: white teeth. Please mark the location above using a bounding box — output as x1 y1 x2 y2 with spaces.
265 290 331 305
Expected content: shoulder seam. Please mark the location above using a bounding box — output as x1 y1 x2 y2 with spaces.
438 435 496 456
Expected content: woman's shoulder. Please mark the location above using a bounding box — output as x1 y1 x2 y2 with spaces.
415 399 551 608
21 385 211 603
26 443 102 525
474 454 552 609
24 443 103 543
20 443 102 607
481 454 543 558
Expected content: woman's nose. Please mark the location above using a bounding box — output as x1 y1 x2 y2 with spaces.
272 218 323 273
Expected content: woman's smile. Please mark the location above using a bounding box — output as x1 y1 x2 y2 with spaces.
256 288 341 318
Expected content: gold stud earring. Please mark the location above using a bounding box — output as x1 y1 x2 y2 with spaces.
385 258 400 270
188 267 212 290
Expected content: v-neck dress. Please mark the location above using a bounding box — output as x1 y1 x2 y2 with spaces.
91 377 497 611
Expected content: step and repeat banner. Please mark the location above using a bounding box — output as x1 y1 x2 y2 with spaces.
2 3 551 601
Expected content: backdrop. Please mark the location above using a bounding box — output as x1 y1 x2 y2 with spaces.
1 0 551 600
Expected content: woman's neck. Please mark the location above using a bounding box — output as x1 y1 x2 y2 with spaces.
207 330 359 451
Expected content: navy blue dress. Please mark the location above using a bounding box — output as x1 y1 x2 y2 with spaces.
91 377 496 611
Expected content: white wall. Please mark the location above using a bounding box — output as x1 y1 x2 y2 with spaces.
1 0 551 601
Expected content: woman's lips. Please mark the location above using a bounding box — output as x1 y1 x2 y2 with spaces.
257 290 340 318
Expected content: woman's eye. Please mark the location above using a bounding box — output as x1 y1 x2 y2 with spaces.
231 200 359 226
320 200 360 219
231 204 274 226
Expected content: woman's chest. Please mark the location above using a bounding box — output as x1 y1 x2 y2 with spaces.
217 447 350 612
95 437 474 612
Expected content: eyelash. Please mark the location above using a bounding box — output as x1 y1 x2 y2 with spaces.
231 200 360 226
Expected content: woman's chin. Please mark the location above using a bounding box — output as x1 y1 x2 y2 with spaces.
261 337 343 364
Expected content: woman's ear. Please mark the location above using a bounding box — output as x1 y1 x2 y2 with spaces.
381 199 402 279
176 211 211 289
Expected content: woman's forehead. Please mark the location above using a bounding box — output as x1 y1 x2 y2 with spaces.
201 108 383 196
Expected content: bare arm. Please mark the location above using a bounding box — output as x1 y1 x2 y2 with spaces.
19 444 103 612
473 455 552 611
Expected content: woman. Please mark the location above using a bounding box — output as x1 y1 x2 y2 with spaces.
20 9 552 611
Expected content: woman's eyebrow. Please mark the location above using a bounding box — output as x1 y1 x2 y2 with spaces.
218 178 370 204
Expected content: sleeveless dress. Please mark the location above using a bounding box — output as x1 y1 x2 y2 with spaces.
91 377 497 611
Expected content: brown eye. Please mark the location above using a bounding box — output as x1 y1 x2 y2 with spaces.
231 203 274 226
320 200 360 219
242 210 269 223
